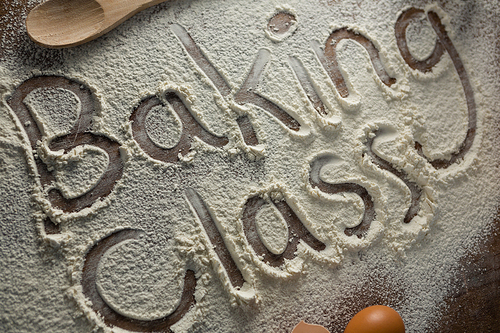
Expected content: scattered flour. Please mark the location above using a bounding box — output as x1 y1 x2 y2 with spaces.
23 87 81 137
0 0 499 332
53 145 109 199
405 13 437 61
145 104 183 149
255 202 289 255
96 239 185 321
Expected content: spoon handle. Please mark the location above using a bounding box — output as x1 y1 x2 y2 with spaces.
26 0 171 48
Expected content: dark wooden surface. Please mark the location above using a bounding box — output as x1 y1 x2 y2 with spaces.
1 1 498 332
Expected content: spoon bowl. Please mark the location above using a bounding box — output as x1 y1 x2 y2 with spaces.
26 0 168 48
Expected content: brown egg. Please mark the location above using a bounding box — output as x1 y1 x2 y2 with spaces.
343 305 405 333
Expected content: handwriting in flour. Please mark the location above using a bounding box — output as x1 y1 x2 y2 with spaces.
131 94 229 163
241 194 326 267
8 76 124 229
82 229 197 333
395 8 476 169
7 7 476 332
128 3 474 309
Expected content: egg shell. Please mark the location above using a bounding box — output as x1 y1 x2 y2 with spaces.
343 305 405 333
291 320 330 333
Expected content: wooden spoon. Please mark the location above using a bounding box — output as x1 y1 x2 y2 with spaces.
26 0 169 48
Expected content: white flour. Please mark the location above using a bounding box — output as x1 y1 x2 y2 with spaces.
0 0 499 332
255 203 289 255
145 104 184 149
